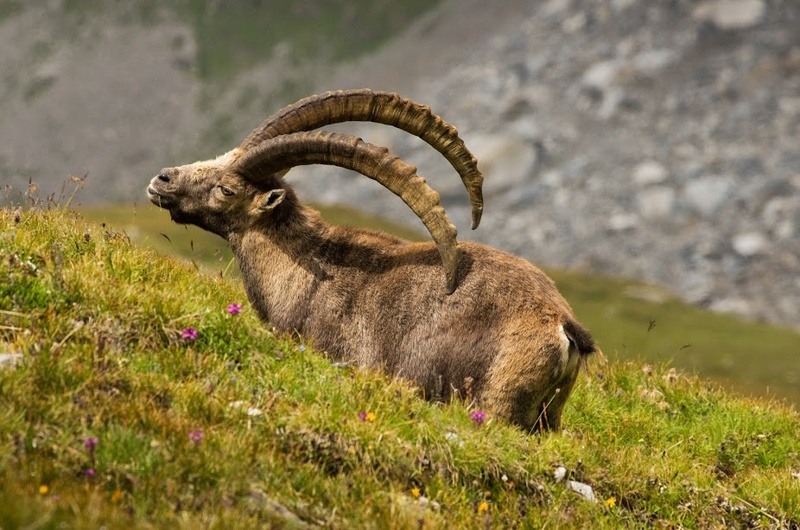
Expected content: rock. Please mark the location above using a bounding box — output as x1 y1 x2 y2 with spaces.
471 134 539 195
567 480 597 502
581 60 621 93
761 195 798 241
561 12 587 34
540 169 563 188
709 297 752 315
607 212 638 232
552 466 600 501
778 97 800 116
633 161 668 185
598 88 625 119
683 175 734 216
638 187 676 220
632 49 677 74
0 353 23 368
772 220 795 241
541 0 571 18
693 0 766 31
612 0 639 11
731 231 769 256
761 197 794 227
507 116 541 141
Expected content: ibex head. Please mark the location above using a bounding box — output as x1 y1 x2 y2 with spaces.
148 149 252 234
147 90 485 293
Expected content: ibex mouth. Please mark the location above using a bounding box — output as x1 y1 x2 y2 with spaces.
146 185 171 208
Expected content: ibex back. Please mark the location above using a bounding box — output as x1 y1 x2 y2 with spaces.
147 89 600 431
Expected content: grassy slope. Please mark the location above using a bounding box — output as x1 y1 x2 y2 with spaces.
79 204 800 406
1 207 799 528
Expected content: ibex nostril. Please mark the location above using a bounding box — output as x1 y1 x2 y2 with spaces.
157 173 170 183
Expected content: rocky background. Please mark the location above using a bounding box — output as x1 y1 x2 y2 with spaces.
293 0 800 329
2 0 798 328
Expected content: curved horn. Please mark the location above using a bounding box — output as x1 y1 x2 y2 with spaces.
239 89 484 229
232 131 461 294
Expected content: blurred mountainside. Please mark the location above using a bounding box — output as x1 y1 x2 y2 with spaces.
1 0 799 328
0 0 444 201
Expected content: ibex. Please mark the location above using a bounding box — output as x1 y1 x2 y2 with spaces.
147 89 600 431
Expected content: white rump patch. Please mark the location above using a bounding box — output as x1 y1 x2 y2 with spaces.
558 324 571 369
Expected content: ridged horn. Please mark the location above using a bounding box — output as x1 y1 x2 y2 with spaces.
238 89 484 229
232 131 461 294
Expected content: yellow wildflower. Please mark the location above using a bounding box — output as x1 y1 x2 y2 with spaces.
605 496 617 508
477 501 489 513
112 488 123 503
366 411 376 422
411 487 421 498
38 485 49 495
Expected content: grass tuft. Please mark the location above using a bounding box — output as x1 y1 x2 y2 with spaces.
1 206 799 528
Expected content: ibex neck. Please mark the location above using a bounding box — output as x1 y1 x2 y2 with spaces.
228 205 328 332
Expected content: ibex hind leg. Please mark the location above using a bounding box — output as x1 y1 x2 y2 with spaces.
530 366 580 431
482 333 581 431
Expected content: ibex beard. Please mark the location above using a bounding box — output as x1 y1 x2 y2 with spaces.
147 89 601 431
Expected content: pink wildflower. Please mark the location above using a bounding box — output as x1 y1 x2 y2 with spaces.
188 430 204 445
85 468 96 478
470 410 486 426
83 437 98 454
227 303 242 316
181 328 198 341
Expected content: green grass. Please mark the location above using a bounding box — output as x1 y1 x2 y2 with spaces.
2 206 799 528
79 203 800 407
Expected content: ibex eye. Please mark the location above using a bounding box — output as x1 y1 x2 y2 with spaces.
218 185 235 197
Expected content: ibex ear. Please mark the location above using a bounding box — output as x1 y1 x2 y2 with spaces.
256 189 286 212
